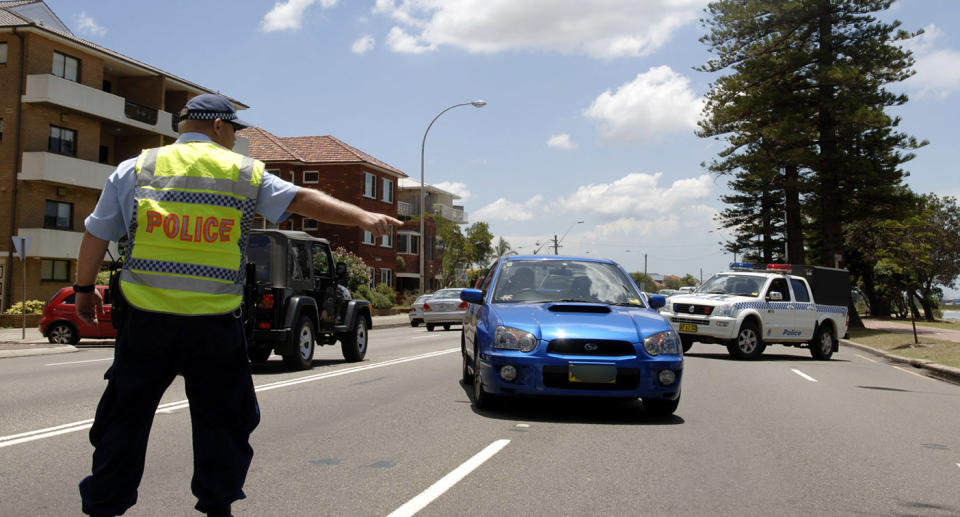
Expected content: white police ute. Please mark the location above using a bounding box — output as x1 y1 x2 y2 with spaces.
658 263 850 360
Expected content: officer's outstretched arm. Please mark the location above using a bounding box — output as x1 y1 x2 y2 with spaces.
287 188 402 237
75 232 108 327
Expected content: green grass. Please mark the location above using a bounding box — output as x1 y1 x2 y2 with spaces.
847 328 960 370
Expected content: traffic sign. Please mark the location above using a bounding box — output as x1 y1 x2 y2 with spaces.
12 236 32 261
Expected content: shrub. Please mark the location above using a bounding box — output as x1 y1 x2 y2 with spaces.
354 284 395 309
4 299 45 315
331 247 372 292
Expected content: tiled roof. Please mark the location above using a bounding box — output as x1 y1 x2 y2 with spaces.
241 128 407 178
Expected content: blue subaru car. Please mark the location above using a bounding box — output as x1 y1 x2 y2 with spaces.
460 255 683 415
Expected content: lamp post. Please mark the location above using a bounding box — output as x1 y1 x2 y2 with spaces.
420 100 486 295
554 220 584 254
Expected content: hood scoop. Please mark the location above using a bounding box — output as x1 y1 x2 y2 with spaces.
547 303 611 314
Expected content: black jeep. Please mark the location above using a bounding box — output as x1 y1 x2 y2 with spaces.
242 229 372 370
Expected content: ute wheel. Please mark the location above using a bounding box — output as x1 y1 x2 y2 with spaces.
48 322 79 345
472 345 497 410
643 391 681 417
461 332 473 384
426 324 435 332
810 325 835 360
411 319 420 328
283 316 315 370
680 335 694 353
248 347 272 362
340 317 368 362
443 324 451 331
727 321 765 360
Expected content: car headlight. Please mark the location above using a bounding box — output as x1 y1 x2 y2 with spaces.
643 330 681 356
494 326 538 352
712 304 733 317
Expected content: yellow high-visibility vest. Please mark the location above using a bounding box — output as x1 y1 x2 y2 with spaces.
119 141 264 315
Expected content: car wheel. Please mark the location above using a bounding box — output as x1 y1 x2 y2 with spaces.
472 344 497 410
282 316 315 370
426 324 435 332
643 391 680 417
341 317 368 362
680 335 694 353
810 325 835 360
461 332 473 384
443 324 451 331
727 321 764 360
248 347 272 363
48 322 79 345
411 319 420 328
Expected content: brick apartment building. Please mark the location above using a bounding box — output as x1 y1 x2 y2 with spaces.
240 127 468 295
0 0 249 310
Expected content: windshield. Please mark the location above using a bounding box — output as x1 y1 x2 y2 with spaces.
698 274 765 296
492 260 645 306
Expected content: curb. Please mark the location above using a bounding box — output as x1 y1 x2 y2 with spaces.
841 339 960 385
0 345 78 359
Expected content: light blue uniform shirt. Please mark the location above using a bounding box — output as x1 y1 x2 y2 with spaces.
84 132 300 242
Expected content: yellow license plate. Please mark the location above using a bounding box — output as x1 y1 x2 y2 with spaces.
568 364 617 384
678 323 698 333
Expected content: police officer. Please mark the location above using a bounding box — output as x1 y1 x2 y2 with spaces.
74 94 401 517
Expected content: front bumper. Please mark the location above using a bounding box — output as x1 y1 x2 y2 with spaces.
661 312 738 341
477 349 682 399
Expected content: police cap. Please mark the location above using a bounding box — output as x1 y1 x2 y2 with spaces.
179 94 252 129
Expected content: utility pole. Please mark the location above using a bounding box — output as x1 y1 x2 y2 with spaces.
552 235 560 255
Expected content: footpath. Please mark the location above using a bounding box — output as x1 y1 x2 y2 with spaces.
0 313 411 359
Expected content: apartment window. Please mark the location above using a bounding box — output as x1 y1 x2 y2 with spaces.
381 178 394 203
252 216 266 229
380 225 393 248
52 51 79 82
44 200 72 229
41 259 70 282
380 268 392 286
361 230 375 245
302 218 318 231
49 125 76 155
363 172 377 198
397 233 419 254
428 236 434 262
0 42 7 64
304 171 319 184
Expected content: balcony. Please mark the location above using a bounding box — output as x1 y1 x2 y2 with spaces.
19 152 114 190
22 74 177 138
433 204 467 224
17 227 119 259
397 201 414 217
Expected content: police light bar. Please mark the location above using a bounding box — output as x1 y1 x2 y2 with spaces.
729 262 754 270
766 264 792 273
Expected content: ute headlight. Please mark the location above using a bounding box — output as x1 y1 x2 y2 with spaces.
494 326 538 352
643 330 681 356
713 304 733 317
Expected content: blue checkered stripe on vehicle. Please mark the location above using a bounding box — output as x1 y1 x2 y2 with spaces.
817 304 848 315
126 258 244 283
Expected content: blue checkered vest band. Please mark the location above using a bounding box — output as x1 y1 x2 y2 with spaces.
119 142 263 315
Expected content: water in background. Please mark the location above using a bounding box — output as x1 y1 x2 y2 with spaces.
944 311 960 321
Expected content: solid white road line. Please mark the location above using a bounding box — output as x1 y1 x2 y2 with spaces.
386 439 511 517
0 347 459 449
45 357 113 366
791 368 818 382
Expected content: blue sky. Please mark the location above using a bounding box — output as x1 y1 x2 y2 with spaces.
47 0 960 292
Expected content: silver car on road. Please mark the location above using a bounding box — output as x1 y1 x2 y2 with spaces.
421 288 467 331
408 293 432 328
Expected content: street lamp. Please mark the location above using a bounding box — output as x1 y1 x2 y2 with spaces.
420 100 486 295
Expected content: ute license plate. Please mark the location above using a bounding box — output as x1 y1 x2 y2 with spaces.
678 323 698 333
568 363 617 384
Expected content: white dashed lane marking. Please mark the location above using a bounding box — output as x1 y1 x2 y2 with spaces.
791 368 818 382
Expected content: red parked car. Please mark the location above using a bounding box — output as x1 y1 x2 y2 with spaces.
39 285 117 344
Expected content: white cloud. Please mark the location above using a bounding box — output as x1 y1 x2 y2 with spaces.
547 133 576 150
385 26 436 53
75 12 106 37
560 172 713 219
372 0 706 59
352 35 375 54
261 0 338 32
473 195 543 222
585 66 704 142
900 24 960 98
433 181 471 202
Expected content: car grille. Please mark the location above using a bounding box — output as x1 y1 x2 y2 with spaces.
670 317 708 326
672 303 714 316
542 366 640 390
547 339 635 356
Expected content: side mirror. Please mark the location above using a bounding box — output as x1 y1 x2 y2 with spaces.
460 288 484 305
648 294 666 309
335 262 347 279
767 291 783 301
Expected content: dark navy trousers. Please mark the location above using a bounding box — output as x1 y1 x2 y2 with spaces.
79 306 260 516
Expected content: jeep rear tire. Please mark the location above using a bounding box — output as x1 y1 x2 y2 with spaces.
340 317 368 362
810 325 835 360
727 321 765 360
283 316 315 370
